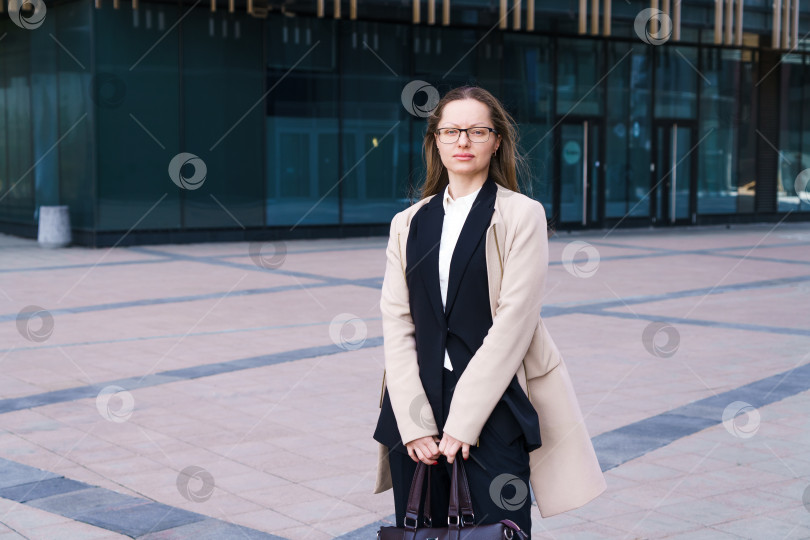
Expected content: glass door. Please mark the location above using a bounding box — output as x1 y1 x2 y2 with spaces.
654 122 695 224
558 120 602 227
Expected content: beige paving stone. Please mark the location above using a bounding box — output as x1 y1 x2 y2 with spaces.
0 500 72 531
25 519 131 540
1 224 809 538
273 497 368 525
220 507 306 533
239 481 331 508
270 524 334 540
533 519 630 539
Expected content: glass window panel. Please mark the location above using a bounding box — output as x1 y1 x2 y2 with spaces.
95 4 181 231
556 38 602 117
182 10 264 229
266 16 339 226
777 54 809 212
655 46 697 119
605 42 652 219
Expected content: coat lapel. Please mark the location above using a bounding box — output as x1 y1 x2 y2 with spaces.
413 176 498 325
444 177 497 318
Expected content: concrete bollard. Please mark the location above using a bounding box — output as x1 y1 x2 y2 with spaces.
37 205 72 249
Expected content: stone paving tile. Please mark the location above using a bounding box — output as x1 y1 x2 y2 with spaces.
1 224 809 538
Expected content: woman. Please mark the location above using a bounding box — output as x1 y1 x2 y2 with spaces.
373 86 606 533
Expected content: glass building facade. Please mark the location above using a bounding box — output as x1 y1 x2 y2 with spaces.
0 0 808 246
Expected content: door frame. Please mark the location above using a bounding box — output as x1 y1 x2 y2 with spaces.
651 119 698 226
554 116 605 229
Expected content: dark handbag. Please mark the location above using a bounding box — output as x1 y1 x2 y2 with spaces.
378 458 529 540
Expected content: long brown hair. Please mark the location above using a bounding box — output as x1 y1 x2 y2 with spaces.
417 86 531 202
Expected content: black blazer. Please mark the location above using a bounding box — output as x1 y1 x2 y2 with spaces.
373 177 541 454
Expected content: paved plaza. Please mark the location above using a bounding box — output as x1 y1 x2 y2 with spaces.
0 220 809 539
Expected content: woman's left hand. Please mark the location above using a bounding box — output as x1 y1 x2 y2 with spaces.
438 433 470 463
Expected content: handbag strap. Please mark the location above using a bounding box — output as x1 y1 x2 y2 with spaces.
403 461 436 530
423 464 433 526
403 462 426 530
455 457 475 524
447 457 475 528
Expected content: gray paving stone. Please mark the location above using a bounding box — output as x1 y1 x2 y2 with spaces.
139 518 287 539
0 458 59 489
0 477 89 503
74 502 205 537
27 486 147 517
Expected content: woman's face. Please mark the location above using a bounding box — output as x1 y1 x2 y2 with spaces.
434 99 501 180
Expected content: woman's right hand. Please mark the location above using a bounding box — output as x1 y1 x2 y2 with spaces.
405 435 441 465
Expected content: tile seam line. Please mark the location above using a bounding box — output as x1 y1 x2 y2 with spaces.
1 290 807 410
0 337 382 415
1 270 806 328
335 361 810 537
0 475 288 540
4 358 807 540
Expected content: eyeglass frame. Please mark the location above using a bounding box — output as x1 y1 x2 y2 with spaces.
435 126 499 144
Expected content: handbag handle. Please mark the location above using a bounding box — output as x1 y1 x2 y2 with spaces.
403 462 435 530
447 457 475 529
403 456 475 532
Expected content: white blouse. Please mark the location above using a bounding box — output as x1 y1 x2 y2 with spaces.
439 182 483 371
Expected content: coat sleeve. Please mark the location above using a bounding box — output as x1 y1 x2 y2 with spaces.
441 201 548 445
380 212 440 446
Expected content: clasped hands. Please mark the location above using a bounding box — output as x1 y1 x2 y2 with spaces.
406 434 470 465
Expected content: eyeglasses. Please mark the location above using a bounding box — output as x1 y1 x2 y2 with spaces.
436 127 498 144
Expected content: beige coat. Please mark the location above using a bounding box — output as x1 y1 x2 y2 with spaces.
373 181 606 518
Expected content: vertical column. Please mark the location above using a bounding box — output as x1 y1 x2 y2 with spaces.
714 0 723 44
735 0 743 45
526 0 534 31
317 0 324 17
513 0 521 30
442 0 449 25
578 0 587 34
428 0 435 25
673 0 681 41
772 0 782 49
725 0 733 44
590 0 599 34
413 0 419 24
792 0 799 50
782 0 790 48
603 0 611 36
